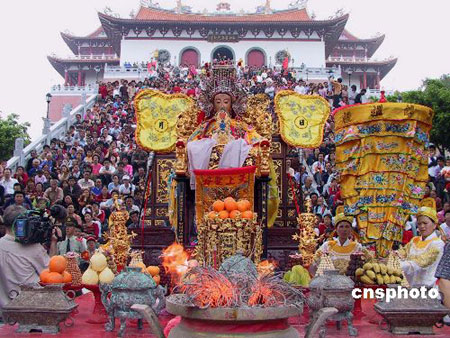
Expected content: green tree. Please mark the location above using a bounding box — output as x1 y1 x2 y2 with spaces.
401 75 450 155
0 113 31 162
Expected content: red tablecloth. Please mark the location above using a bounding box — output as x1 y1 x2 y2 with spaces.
1 292 449 337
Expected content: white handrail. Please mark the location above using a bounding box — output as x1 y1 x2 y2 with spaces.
6 94 98 172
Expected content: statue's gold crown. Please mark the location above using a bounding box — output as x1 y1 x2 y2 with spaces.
199 60 246 116
205 60 238 101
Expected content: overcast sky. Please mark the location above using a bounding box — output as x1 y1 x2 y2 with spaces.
0 0 448 140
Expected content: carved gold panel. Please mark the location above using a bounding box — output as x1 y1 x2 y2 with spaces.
156 159 175 204
273 159 282 200
271 142 282 154
156 208 168 217
277 208 283 218
288 209 296 218
155 220 165 227
145 208 152 216
288 221 298 228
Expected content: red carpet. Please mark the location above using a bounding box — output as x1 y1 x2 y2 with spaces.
1 292 449 337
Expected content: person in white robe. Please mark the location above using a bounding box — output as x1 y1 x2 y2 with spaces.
398 205 445 288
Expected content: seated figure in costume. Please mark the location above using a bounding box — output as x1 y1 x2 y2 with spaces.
398 200 445 288
186 61 265 188
314 207 363 274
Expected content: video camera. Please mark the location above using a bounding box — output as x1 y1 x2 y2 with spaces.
13 205 67 245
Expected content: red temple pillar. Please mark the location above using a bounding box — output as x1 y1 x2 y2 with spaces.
363 71 367 89
77 70 82 86
64 69 69 86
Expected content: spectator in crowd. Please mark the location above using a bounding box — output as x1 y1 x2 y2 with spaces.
4 191 32 210
119 176 135 196
126 210 140 229
440 210 450 238
56 217 86 256
303 176 319 197
82 212 101 239
348 85 357 105
124 195 140 213
354 88 367 104
43 179 64 206
1 168 18 196
78 170 95 191
99 159 116 185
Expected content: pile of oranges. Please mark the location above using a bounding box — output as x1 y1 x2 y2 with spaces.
207 197 253 220
40 256 72 284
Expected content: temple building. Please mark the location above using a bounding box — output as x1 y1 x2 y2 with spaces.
48 1 396 90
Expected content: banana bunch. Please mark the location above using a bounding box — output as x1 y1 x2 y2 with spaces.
355 262 404 285
283 265 311 287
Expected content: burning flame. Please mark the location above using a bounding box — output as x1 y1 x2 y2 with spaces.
248 277 283 307
182 268 238 308
257 260 277 276
161 243 189 284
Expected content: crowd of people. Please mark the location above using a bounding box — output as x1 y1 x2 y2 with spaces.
0 62 449 322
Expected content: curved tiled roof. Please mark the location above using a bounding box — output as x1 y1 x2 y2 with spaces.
336 29 385 57
134 6 311 22
47 55 119 76
326 58 397 79
61 28 109 54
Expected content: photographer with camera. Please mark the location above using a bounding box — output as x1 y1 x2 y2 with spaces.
0 205 58 320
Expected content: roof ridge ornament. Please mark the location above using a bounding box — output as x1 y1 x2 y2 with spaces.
264 0 272 14
140 0 160 9
289 0 308 10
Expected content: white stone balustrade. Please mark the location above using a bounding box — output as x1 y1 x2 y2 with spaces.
6 94 98 172
50 84 99 95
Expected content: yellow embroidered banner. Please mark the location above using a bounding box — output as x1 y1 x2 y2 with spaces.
334 103 433 130
274 91 330 148
334 102 434 257
134 90 196 153
336 136 428 164
338 154 427 180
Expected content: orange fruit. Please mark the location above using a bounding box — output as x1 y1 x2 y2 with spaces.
229 210 241 219
237 199 251 212
62 271 72 283
40 269 51 283
212 200 225 212
207 211 218 220
224 199 238 212
224 197 235 203
47 272 64 284
218 210 229 219
241 211 254 219
49 256 67 273
153 275 160 286
146 266 160 277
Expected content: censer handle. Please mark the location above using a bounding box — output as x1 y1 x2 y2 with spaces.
131 304 165 338
65 290 76 300
8 289 19 300
64 316 75 328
